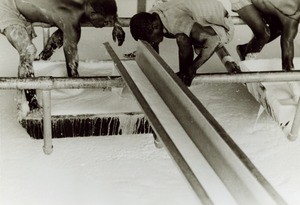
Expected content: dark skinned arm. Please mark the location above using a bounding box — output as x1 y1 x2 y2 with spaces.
189 23 219 73
38 21 124 61
112 16 125 46
36 29 63 61
62 24 81 77
175 33 194 85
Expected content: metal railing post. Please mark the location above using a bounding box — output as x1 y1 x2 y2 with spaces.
42 90 53 155
42 28 50 48
288 97 300 141
137 0 147 13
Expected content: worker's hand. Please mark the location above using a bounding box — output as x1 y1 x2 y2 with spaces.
35 50 53 61
226 61 241 74
112 24 125 46
124 51 136 59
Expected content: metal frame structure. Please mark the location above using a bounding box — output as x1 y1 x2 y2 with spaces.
0 1 298 203
0 0 298 163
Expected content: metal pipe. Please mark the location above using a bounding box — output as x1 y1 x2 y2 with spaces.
288 97 300 141
42 90 53 155
137 0 147 13
0 76 123 90
32 16 243 28
1 71 299 90
33 18 131 28
193 71 300 84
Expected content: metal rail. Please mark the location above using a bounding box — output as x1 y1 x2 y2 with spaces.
36 15 243 46
1 70 300 91
127 40 287 205
104 42 216 205
0 76 123 90
1 72 297 155
193 71 300 84
0 76 122 154
32 16 244 28
288 97 300 140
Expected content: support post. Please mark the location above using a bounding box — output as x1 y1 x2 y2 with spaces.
137 0 147 13
288 97 300 141
42 90 53 155
42 28 50 48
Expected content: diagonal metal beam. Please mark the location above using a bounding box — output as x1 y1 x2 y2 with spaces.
133 40 287 205
104 42 216 205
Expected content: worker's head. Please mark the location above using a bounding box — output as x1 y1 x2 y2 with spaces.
86 0 118 27
130 12 164 52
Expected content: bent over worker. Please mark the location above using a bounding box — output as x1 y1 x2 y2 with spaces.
231 0 299 71
130 0 234 86
36 1 125 61
0 0 125 111
251 0 300 71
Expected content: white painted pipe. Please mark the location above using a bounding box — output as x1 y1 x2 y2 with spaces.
32 16 243 28
193 71 300 84
0 76 123 90
42 90 53 155
1 71 300 91
42 28 50 48
288 97 300 141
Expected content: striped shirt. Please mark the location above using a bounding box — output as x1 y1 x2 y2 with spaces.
0 0 34 35
150 0 234 44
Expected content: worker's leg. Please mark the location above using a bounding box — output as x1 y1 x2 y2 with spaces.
37 29 63 60
235 4 270 60
4 25 40 110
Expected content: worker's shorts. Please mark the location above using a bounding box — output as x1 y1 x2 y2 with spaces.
230 0 252 12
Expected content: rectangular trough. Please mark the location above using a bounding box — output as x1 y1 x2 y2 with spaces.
18 60 153 139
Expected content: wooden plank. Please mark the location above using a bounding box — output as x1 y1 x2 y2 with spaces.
134 40 287 205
